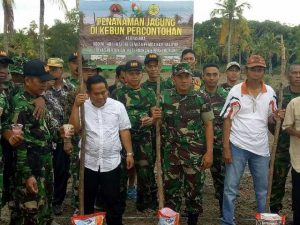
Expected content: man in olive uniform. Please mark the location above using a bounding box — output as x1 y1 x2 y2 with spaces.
202 63 228 216
270 64 300 213
0 52 13 208
2 59 65 225
153 63 214 225
141 53 173 93
114 60 158 213
109 64 126 95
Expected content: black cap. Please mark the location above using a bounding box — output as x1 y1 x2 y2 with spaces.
68 52 84 62
0 51 13 64
125 60 142 72
144 53 160 64
23 59 56 81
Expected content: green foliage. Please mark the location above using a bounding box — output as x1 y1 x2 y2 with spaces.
45 19 79 64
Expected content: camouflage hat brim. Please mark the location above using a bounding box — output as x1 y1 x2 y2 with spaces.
173 69 193 76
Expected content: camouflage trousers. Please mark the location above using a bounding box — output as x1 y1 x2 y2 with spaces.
210 147 225 201
132 131 157 211
163 142 205 214
163 161 205 214
70 145 80 209
11 151 53 225
270 149 291 213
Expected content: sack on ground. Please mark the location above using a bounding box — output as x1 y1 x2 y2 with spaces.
71 212 106 225
158 207 180 225
255 213 286 225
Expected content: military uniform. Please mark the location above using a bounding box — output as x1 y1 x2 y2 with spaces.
220 83 234 92
3 60 58 225
161 63 214 216
0 91 8 206
204 86 228 213
270 86 300 213
141 77 174 93
114 84 157 211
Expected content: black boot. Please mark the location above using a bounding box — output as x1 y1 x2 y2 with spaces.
187 213 199 225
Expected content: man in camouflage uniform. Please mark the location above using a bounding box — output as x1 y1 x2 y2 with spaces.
181 49 203 91
202 63 228 216
114 60 158 213
44 57 76 215
220 62 241 92
0 52 14 207
2 59 62 225
270 64 300 213
141 53 173 93
154 63 214 225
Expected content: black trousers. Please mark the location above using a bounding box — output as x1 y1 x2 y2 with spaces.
84 165 123 225
292 168 300 225
53 142 70 206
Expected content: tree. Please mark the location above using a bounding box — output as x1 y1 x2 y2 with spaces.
39 0 68 61
2 0 14 53
193 37 207 67
45 19 79 61
211 0 250 63
253 32 280 75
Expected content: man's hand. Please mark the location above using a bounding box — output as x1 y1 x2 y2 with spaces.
126 155 134 169
151 106 162 120
74 93 88 107
26 176 38 194
140 116 153 127
8 133 24 147
223 145 232 164
274 109 286 120
201 151 213 170
33 96 45 120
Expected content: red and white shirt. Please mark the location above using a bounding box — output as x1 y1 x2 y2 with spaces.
220 81 277 156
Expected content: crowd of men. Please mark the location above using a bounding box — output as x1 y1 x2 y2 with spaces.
0 48 299 225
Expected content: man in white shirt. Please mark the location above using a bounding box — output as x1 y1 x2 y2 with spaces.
69 75 134 225
220 55 277 225
282 96 300 225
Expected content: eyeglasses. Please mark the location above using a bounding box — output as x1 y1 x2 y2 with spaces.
248 67 265 73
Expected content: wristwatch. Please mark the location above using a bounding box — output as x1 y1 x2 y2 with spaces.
126 152 134 157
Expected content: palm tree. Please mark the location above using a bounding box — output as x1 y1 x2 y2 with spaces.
193 37 207 68
255 33 280 75
39 0 68 61
211 0 250 63
2 0 14 53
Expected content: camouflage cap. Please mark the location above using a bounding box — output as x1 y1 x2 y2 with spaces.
125 60 142 72
246 55 266 68
47 57 64 68
225 61 241 71
144 53 160 64
9 56 29 74
172 62 193 76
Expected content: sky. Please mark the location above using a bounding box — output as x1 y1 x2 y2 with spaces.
0 0 299 33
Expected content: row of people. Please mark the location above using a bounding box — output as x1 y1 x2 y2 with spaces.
0 49 299 225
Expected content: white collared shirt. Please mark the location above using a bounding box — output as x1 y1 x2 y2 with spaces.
220 81 277 156
82 97 131 172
